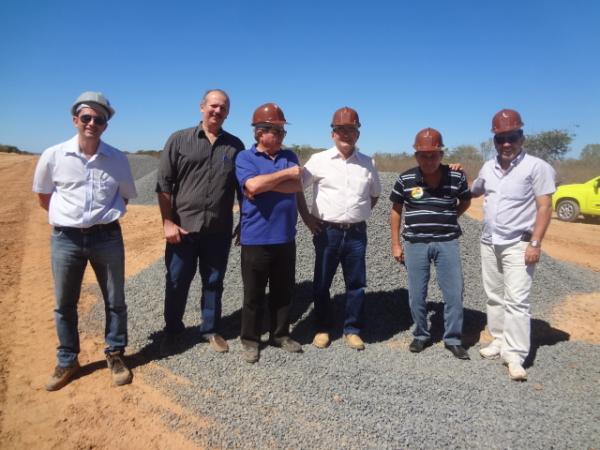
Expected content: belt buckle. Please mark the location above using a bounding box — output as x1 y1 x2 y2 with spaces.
340 223 352 230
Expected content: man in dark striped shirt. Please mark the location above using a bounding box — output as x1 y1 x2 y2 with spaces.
156 89 245 355
389 128 471 360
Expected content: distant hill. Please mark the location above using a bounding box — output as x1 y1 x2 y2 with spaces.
0 144 33 155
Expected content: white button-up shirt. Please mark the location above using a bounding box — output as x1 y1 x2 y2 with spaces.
471 152 556 245
32 135 137 227
302 146 382 223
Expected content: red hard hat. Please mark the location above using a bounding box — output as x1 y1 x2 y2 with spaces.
413 128 444 151
331 107 361 128
491 109 524 134
251 103 288 126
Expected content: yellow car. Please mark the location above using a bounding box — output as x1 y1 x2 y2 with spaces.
552 176 600 222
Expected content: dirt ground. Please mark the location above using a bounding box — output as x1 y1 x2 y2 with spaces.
0 153 598 449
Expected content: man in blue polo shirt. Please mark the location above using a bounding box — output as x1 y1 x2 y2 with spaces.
390 128 471 360
235 103 303 363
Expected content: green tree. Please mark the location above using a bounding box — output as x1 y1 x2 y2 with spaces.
480 138 495 161
580 144 600 161
447 145 482 162
524 129 572 162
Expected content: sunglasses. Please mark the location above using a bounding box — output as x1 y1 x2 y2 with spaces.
494 132 522 145
333 126 359 134
262 127 286 137
79 114 107 126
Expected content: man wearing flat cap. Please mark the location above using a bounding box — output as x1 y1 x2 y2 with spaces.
33 91 137 391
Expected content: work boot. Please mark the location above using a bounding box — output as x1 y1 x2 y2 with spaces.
204 333 229 353
45 361 80 391
344 334 365 351
106 352 133 386
159 332 183 357
242 344 259 364
271 336 302 353
312 332 330 349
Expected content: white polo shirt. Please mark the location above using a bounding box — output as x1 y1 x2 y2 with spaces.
32 135 137 228
302 146 382 223
471 152 556 245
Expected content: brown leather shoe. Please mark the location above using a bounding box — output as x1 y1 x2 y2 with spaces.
344 334 365 351
45 361 80 391
207 334 229 353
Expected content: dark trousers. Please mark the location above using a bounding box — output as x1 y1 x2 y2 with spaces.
240 241 296 346
164 232 231 335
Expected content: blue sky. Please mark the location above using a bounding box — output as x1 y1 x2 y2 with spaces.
1 0 598 156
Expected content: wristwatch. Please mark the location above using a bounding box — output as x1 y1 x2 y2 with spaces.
529 240 541 248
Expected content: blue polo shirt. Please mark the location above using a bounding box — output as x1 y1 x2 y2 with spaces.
235 145 299 245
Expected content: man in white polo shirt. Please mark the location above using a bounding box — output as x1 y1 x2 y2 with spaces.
32 91 137 390
298 107 382 350
471 109 556 381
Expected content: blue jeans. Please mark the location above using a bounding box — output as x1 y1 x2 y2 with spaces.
164 232 231 335
313 222 367 335
51 226 127 367
403 239 464 345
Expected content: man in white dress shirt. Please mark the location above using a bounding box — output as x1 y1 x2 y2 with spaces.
32 91 137 390
471 109 556 381
298 107 382 350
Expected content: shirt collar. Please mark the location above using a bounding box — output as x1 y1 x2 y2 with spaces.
65 135 106 158
415 164 448 185
329 146 358 161
196 122 223 139
495 150 525 171
251 144 282 159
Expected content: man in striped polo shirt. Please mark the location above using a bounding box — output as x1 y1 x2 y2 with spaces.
389 128 472 360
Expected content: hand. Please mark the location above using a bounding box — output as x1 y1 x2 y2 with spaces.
392 243 405 264
524 245 541 265
164 221 188 244
303 215 323 235
243 188 255 200
232 222 241 246
286 165 302 180
449 163 463 171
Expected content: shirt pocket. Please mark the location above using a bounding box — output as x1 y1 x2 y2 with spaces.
95 171 118 203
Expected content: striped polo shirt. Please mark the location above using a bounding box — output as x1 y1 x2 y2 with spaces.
389 165 471 243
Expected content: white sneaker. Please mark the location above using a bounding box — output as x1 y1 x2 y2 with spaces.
508 363 527 381
479 341 501 360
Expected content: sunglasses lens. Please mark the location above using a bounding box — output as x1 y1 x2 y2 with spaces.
80 114 106 125
495 133 520 144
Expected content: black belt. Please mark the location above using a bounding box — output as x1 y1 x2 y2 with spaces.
54 220 120 234
322 220 365 230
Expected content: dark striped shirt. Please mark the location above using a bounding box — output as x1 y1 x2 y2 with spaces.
156 124 245 233
389 165 471 242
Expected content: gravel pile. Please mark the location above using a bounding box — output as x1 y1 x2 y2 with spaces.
84 168 600 449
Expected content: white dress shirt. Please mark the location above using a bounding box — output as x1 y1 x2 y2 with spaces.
302 146 382 223
471 152 556 245
32 135 137 227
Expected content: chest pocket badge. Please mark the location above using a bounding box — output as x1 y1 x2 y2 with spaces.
411 187 424 199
